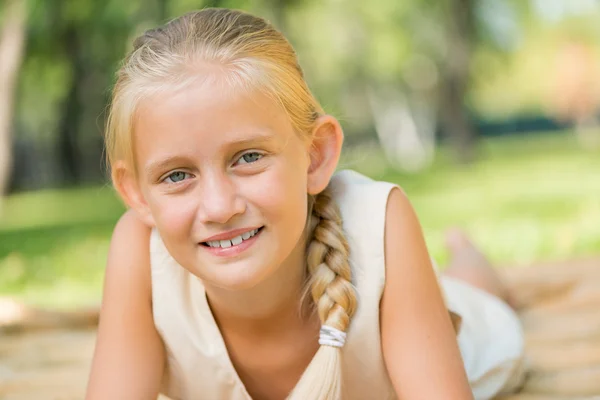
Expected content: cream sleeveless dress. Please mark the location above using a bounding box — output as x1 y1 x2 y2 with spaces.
150 169 525 400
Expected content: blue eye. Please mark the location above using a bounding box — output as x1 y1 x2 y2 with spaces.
237 152 263 165
164 171 190 183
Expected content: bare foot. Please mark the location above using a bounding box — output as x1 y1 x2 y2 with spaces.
443 229 517 309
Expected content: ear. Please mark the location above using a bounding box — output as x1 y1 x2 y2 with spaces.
307 115 344 195
112 161 155 227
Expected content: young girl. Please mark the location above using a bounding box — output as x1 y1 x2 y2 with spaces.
86 8 525 400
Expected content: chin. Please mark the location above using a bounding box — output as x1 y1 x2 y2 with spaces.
202 261 275 292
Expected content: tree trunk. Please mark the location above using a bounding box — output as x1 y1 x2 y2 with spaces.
437 0 478 163
0 0 27 201
56 25 86 184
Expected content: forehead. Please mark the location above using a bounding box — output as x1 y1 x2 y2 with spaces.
135 76 293 141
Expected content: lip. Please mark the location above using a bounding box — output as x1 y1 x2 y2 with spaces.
201 226 263 242
201 227 263 257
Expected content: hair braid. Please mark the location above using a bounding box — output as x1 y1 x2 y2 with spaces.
307 188 357 330
287 187 357 400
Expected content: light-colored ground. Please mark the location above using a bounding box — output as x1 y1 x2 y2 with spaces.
1 257 599 400
0 329 94 400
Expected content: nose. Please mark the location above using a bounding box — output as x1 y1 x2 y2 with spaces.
198 172 246 224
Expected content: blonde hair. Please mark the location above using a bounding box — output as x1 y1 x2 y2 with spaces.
105 8 357 399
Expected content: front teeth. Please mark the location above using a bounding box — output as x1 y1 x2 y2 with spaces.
207 228 259 248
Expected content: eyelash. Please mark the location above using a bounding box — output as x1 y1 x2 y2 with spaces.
234 151 264 166
160 151 264 184
162 171 192 184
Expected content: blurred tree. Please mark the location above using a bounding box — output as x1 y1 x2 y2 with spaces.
286 0 502 165
51 0 142 184
7 0 597 190
0 0 28 202
437 0 478 162
362 0 529 163
11 0 169 189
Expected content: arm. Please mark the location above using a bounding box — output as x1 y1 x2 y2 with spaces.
380 188 474 399
86 210 165 400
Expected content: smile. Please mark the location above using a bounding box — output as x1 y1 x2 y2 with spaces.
204 228 259 248
201 227 264 249
200 226 264 258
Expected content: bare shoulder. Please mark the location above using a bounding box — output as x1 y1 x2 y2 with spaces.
110 209 152 254
381 185 444 316
106 209 153 290
383 187 420 242
86 210 164 399
379 187 473 398
381 186 438 291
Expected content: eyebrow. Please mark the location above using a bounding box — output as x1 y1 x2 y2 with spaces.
225 130 278 149
143 131 278 178
144 155 192 179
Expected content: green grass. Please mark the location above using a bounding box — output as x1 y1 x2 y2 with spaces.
1 131 599 309
0 186 124 309
341 132 600 265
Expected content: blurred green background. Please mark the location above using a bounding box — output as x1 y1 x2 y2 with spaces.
1 0 599 309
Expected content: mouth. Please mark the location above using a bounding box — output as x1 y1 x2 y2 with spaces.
201 227 264 249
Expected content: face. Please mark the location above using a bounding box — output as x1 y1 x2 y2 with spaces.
132 78 312 290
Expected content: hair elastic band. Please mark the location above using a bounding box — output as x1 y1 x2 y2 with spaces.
319 325 347 348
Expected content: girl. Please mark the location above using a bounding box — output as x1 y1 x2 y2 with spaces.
86 8 525 400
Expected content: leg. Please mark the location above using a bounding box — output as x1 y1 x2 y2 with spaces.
442 229 516 308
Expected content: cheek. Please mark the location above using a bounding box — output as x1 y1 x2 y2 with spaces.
147 191 198 239
243 162 308 227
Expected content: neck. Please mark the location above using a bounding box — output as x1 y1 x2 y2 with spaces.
204 235 311 335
